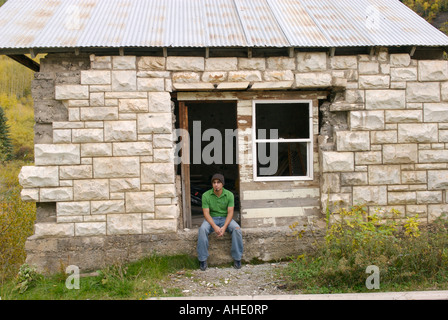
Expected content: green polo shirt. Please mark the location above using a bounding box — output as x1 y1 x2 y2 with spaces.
202 188 235 217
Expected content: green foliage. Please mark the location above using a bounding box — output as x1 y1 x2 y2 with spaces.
283 205 448 293
14 264 41 294
324 204 400 255
0 105 13 162
0 161 36 281
1 254 198 300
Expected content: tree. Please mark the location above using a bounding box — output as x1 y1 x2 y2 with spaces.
0 105 13 162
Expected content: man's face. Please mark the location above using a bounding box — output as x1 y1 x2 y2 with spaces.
212 179 223 192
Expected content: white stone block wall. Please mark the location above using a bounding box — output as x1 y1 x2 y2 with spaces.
21 49 448 238
320 50 448 223
22 55 178 238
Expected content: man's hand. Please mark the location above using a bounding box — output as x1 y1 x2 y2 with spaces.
213 224 222 236
216 207 234 237
216 226 226 237
202 207 232 237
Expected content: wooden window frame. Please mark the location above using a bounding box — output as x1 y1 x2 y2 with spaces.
252 99 314 182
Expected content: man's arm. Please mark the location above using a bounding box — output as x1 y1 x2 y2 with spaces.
203 207 221 234
202 192 221 234
218 192 235 237
218 206 234 237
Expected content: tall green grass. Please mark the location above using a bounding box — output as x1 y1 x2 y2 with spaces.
0 254 198 300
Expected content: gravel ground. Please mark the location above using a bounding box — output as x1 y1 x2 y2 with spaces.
164 262 293 297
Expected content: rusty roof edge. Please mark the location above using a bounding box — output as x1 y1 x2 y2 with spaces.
1 44 447 56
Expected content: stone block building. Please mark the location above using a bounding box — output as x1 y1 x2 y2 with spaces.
1 0 448 272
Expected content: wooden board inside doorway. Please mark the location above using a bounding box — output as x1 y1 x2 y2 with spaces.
179 101 192 229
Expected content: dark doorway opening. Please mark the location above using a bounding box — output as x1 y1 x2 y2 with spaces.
175 100 240 228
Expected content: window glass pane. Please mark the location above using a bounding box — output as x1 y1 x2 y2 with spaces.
256 142 308 177
255 103 310 140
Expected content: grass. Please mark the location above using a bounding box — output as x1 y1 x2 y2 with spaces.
0 254 199 300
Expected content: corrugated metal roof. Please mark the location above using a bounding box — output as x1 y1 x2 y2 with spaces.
0 0 447 53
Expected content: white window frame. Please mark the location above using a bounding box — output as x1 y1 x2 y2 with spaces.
252 100 314 182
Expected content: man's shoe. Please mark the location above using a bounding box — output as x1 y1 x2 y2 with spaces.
233 260 242 269
199 260 208 271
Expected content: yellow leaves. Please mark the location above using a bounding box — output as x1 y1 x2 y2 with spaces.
391 208 401 218
403 0 448 23
0 93 34 160
404 215 421 238
0 93 19 110
0 161 36 280
0 55 36 160
0 56 34 99
289 222 306 240
289 222 299 230
296 254 305 260
140 290 159 300
0 168 36 280
321 204 407 256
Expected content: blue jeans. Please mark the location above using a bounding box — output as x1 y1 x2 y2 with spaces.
197 217 243 262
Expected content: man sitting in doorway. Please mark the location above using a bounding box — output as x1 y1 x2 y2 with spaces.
197 173 243 271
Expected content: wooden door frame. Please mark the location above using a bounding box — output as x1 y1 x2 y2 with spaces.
178 99 238 229
178 101 192 229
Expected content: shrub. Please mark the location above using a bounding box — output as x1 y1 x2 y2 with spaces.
14 263 41 294
0 161 36 281
283 204 448 293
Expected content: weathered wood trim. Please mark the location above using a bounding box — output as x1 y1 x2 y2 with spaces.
242 188 320 200
177 90 328 101
242 206 320 218
241 197 320 209
179 101 192 229
7 54 40 72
